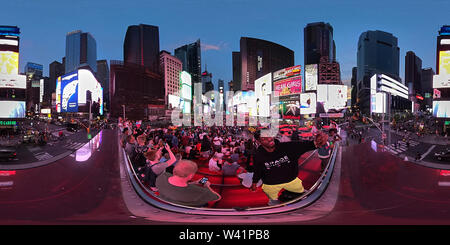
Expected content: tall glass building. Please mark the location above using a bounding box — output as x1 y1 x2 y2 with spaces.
356 30 400 115
304 22 335 65
123 24 160 74
174 39 201 85
65 30 97 74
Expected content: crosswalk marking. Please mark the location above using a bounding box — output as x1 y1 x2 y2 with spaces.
34 152 53 161
64 142 85 150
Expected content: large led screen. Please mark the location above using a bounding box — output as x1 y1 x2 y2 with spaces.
180 71 192 101
273 65 301 81
439 51 450 75
56 77 61 113
61 71 79 113
254 73 271 117
304 64 318 91
274 77 302 97
0 101 25 118
433 101 450 118
300 93 317 115
78 69 104 115
168 94 182 109
0 51 19 75
279 98 300 119
0 74 26 89
433 74 450 88
316 84 348 113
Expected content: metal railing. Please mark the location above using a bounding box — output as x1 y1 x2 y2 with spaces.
120 129 340 216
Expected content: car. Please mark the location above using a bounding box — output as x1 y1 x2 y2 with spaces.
434 149 450 162
0 146 17 161
66 122 79 132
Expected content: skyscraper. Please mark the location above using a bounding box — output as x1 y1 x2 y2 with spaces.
174 39 201 85
231 51 241 92
239 37 294 91
201 69 212 94
48 60 64 106
123 24 160 74
304 22 335 66
160 50 182 105
65 30 97 73
405 51 422 97
421 67 435 109
24 62 43 112
96 60 110 112
356 30 400 114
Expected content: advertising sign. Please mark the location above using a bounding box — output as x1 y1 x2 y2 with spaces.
279 94 300 119
168 94 182 108
300 93 317 115
254 73 271 117
433 74 450 88
439 50 450 75
304 64 318 91
180 71 192 101
0 101 25 118
56 77 61 113
0 74 26 89
317 84 348 113
0 51 19 75
273 65 301 81
433 88 441 99
433 101 450 118
274 77 302 97
40 109 51 114
61 71 79 113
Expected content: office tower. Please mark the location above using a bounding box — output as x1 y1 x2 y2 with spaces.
405 51 422 97
174 39 201 85
124 24 160 74
421 67 435 109
351 67 358 107
240 37 294 91
356 30 400 115
304 22 335 66
48 60 64 106
97 60 110 111
160 50 182 105
24 62 43 112
65 30 97 73
218 79 224 93
232 51 241 91
201 69 212 94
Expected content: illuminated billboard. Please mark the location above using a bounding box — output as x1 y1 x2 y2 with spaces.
439 51 450 75
434 89 441 99
433 74 450 88
316 84 348 113
0 51 19 75
58 69 104 115
433 101 450 118
0 101 25 118
304 64 318 91
279 96 300 119
274 77 302 97
168 94 182 109
0 74 26 89
180 71 192 101
254 73 271 117
300 93 317 115
273 65 301 81
61 71 79 113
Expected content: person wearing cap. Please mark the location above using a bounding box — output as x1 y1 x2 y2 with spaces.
250 130 325 206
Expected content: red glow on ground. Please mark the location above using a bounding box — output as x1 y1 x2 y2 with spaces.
0 171 16 176
440 170 450 176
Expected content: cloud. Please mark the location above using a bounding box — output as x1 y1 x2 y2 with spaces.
201 42 227 51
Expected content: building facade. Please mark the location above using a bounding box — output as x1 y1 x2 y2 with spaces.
239 37 294 91
356 30 400 115
231 51 241 92
124 24 160 74
65 30 97 74
160 50 182 105
304 22 335 65
96 60 110 112
174 39 201 85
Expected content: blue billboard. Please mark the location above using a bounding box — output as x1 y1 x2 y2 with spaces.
61 71 79 113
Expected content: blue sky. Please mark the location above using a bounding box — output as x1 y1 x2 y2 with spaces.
3 0 449 89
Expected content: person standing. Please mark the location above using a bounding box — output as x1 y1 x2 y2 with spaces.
250 130 324 206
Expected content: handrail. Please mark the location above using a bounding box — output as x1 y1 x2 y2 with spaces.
120 129 340 215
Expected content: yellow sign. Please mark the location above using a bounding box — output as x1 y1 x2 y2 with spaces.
440 51 450 75
0 51 19 75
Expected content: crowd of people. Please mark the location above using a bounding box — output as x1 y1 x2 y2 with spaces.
119 118 341 207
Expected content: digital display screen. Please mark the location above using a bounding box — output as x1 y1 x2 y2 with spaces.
316 84 348 113
433 74 450 88
180 71 192 101
439 50 450 75
78 69 103 115
0 101 25 118
433 101 450 118
61 71 79 113
0 74 26 89
279 99 300 119
254 73 271 117
56 77 61 113
300 93 317 115
168 94 181 108
274 77 302 97
304 64 318 91
273 65 301 81
0 51 19 75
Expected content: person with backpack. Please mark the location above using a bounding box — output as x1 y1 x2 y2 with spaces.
143 143 177 191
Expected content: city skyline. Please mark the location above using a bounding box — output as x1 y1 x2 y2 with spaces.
3 0 449 88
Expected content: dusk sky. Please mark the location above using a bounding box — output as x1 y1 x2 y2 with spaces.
3 0 449 89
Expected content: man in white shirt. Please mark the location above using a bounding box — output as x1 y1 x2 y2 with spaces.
208 155 222 172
